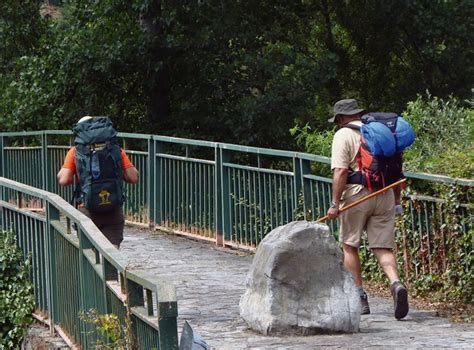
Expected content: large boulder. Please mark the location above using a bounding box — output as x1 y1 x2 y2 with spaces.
240 221 360 335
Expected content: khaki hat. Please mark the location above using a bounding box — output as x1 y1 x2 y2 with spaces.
328 99 365 123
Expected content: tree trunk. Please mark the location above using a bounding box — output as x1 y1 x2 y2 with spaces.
139 0 170 132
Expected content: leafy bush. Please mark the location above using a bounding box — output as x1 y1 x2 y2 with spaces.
0 231 35 349
402 93 473 179
80 309 131 349
290 123 334 177
290 123 335 158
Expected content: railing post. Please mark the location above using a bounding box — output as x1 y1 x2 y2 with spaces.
0 135 4 178
215 145 231 246
41 132 50 192
78 227 94 347
102 259 117 314
153 139 164 227
293 155 312 220
124 277 144 349
45 201 59 335
157 285 178 350
301 159 312 220
147 137 156 229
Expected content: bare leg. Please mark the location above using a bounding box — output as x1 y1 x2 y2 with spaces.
373 248 409 319
342 244 363 286
372 248 400 283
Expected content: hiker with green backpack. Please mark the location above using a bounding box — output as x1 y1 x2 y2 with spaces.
326 99 415 320
57 116 139 248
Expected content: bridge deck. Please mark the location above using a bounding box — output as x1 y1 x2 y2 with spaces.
121 226 473 349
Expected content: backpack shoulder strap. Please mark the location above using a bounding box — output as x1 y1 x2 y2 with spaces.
344 124 361 131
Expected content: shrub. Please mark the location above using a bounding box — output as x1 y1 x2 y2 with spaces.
0 231 35 349
402 93 473 179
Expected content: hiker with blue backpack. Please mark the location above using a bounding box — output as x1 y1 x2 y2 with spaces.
57 116 139 248
326 99 415 320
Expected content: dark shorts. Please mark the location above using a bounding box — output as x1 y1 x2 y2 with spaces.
78 207 125 247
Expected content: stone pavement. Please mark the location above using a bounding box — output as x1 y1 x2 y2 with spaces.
121 226 474 349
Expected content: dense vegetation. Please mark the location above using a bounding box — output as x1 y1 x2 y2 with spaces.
1 0 473 157
0 232 35 348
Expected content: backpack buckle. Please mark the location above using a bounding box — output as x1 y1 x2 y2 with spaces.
90 143 106 151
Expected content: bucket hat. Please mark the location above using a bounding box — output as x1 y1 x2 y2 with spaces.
328 99 365 123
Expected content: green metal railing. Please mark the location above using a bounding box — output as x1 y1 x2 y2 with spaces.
0 131 472 249
0 177 178 349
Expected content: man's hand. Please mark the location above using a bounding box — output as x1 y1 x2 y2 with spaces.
327 206 339 220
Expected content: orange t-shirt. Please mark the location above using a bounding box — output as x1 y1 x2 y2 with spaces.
62 146 134 173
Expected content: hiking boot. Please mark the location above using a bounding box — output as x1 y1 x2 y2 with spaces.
391 281 409 320
360 292 370 315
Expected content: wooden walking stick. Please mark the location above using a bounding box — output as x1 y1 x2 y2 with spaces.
316 178 407 223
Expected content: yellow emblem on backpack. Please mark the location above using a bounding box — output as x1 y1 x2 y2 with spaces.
99 190 112 205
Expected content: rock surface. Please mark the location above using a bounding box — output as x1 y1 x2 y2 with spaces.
239 221 360 335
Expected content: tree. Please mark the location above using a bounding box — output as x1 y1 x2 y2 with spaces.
162 1 337 148
0 0 472 151
0 0 44 72
331 0 474 111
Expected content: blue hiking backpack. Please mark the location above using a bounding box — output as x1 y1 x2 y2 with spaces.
345 112 415 191
73 117 124 212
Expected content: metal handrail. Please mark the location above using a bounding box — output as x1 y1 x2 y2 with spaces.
1 130 471 186
0 177 178 349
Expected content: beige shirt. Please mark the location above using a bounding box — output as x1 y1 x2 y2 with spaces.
331 120 364 200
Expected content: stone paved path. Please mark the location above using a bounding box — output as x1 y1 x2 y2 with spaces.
121 226 474 349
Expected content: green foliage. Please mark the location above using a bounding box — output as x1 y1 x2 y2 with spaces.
0 0 44 72
80 309 131 349
290 123 334 158
1 0 472 150
165 1 336 149
0 231 35 349
1 0 152 132
403 93 473 179
290 123 334 177
331 0 474 111
359 185 473 304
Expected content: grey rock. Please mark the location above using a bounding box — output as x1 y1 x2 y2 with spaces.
239 221 360 335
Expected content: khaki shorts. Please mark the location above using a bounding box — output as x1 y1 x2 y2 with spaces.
338 188 395 249
79 207 125 247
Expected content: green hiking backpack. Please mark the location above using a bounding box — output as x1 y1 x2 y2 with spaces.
73 117 124 212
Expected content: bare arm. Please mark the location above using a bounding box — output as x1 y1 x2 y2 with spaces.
57 168 75 187
327 167 348 219
123 167 139 184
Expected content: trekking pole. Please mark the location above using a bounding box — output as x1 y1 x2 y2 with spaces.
316 178 407 223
